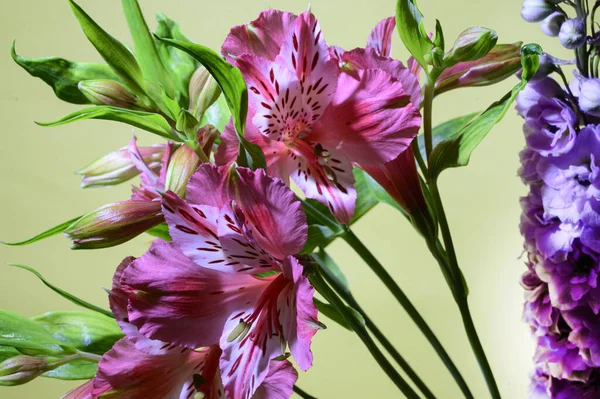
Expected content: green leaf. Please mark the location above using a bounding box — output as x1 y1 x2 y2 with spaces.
121 0 175 99
301 224 339 255
417 113 479 161
154 13 198 107
429 44 542 179
42 359 97 381
312 251 350 295
353 168 406 221
199 94 231 132
146 223 172 241
8 264 113 318
68 0 146 95
1 216 81 246
37 106 174 139
154 37 266 170
0 311 69 356
314 298 350 330
32 312 122 356
10 40 119 105
396 0 433 68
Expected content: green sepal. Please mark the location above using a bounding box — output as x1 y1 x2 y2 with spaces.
146 223 172 241
36 106 175 139
396 0 433 69
10 40 119 105
1 216 81 246
8 264 113 318
68 0 146 96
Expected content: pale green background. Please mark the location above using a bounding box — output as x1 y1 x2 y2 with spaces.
0 0 566 398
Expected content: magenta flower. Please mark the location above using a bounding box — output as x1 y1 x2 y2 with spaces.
216 11 420 223
118 164 319 399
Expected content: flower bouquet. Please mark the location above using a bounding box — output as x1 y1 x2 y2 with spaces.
4 0 584 398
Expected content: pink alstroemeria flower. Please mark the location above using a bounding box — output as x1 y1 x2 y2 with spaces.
119 164 319 399
63 257 298 399
216 10 421 223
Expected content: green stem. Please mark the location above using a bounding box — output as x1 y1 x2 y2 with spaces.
293 385 317 399
343 229 474 399
310 272 420 399
575 0 590 76
316 254 437 399
428 182 500 399
423 75 435 160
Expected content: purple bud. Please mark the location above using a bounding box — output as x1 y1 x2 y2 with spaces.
521 0 555 23
0 356 51 386
540 12 565 37
559 19 586 49
64 200 163 249
77 144 166 188
78 80 140 109
579 78 600 116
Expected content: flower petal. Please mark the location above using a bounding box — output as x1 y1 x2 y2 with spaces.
162 190 228 270
121 241 268 348
185 163 228 208
62 379 94 399
222 10 297 61
275 11 338 120
279 256 318 371
251 360 298 399
229 167 308 259
92 338 211 399
288 140 356 224
311 68 421 165
366 17 396 57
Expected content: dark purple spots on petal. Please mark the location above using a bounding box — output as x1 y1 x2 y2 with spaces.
261 102 272 110
238 267 253 272
210 290 225 295
331 158 342 164
179 209 197 224
291 53 297 70
226 261 241 266
311 52 319 72
228 356 242 377
209 259 225 264
313 77 323 90
292 33 299 51
163 204 175 214
316 84 329 95
331 166 345 173
250 86 260 95
269 68 275 83
335 183 348 194
231 311 245 320
314 30 321 45
196 247 219 252
193 207 206 219
176 225 198 235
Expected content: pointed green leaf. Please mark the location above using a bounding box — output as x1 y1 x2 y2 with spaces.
312 251 351 295
154 37 266 170
8 264 113 318
301 224 339 255
0 311 70 356
154 13 198 107
313 298 351 330
199 94 231 132
429 44 542 179
417 112 479 161
353 168 406 221
146 222 172 241
10 41 119 105
1 216 81 246
36 106 174 139
396 0 433 68
121 0 175 99
68 0 146 95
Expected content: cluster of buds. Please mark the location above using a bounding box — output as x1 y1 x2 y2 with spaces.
521 0 586 49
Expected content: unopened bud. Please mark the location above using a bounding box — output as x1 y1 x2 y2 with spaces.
0 356 51 386
436 43 522 95
78 80 140 109
541 12 565 37
521 0 555 23
188 66 221 120
443 27 498 68
559 19 586 49
424 47 445 69
65 200 163 249
77 144 165 188
579 79 600 116
165 144 200 197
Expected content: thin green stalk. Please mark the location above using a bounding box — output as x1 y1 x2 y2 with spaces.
423 75 435 160
293 385 317 399
343 229 474 399
428 182 500 399
316 254 437 399
310 272 420 399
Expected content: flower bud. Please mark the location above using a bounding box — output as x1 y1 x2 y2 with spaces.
0 356 52 386
164 144 200 197
443 27 498 68
77 144 166 188
515 53 556 81
78 80 140 109
424 47 445 69
559 19 586 49
188 66 221 120
579 78 600 116
65 200 163 249
541 12 565 37
436 43 522 95
521 0 555 23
